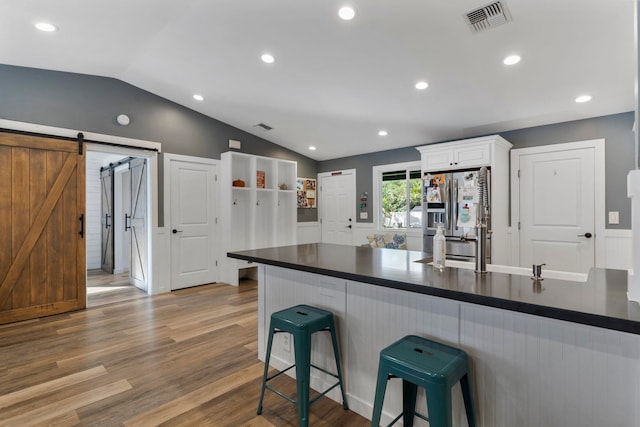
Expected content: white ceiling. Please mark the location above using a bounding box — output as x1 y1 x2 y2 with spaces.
1 0 636 161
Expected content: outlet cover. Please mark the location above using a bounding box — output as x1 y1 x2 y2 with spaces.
360 212 368 219
229 139 241 149
608 211 620 224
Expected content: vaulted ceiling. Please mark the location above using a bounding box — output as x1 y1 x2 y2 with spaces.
1 0 635 160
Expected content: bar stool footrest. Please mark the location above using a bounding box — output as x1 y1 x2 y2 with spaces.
386 411 429 427
263 363 343 407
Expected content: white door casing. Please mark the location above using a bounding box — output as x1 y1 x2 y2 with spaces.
511 140 605 273
319 170 356 245
166 154 219 290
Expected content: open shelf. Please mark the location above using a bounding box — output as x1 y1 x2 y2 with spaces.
221 151 297 285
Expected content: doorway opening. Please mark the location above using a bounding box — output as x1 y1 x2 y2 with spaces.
86 149 152 301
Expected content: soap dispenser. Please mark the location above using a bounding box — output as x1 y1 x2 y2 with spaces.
433 224 446 271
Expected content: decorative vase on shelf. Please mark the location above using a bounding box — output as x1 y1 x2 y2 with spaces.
278 183 288 190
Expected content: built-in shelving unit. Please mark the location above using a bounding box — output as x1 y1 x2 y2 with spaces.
221 151 297 285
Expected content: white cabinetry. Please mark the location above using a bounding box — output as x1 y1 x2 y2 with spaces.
422 141 492 171
416 135 512 265
221 152 297 285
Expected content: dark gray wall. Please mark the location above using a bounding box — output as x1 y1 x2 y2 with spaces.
319 112 635 229
0 64 318 224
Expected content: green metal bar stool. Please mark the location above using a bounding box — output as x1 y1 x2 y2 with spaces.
370 335 476 427
257 304 348 427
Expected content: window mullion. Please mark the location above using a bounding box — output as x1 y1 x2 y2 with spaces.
405 170 411 229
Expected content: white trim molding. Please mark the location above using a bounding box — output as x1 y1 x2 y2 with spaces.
0 119 162 152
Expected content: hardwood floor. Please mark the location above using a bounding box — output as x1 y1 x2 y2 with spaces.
86 270 147 309
0 280 369 426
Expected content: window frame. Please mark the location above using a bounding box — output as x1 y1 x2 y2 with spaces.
372 160 422 234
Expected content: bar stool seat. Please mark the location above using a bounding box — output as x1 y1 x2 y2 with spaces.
371 335 476 427
257 304 348 427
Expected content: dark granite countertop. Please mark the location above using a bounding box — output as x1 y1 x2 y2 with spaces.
228 243 640 335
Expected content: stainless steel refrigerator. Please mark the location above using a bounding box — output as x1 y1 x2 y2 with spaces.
422 168 491 262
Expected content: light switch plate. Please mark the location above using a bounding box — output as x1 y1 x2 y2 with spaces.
608 211 619 224
360 212 368 219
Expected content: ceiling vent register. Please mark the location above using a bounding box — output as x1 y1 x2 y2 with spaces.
465 1 512 33
254 123 273 131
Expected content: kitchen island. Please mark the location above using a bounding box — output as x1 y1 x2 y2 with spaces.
229 243 640 427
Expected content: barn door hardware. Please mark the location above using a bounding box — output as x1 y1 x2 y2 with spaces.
77 132 84 155
79 214 85 238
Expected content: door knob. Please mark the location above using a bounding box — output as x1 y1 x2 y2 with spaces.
172 229 183 234
578 232 592 238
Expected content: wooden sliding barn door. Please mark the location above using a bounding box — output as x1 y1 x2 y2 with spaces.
0 131 86 324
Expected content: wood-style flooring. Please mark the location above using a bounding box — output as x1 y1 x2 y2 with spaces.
0 279 368 426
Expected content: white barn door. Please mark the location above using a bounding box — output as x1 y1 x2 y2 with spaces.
129 158 148 291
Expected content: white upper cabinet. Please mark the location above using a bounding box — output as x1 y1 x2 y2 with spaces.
420 140 497 171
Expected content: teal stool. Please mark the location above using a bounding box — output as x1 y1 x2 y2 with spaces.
257 304 348 427
371 335 476 427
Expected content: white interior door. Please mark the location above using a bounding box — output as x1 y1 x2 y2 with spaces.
320 171 355 245
169 157 218 290
518 147 595 273
129 158 148 291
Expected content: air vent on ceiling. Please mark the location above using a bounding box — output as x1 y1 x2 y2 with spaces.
254 123 273 131
465 1 512 33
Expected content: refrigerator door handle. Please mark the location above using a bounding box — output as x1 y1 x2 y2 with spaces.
452 179 459 231
444 179 450 229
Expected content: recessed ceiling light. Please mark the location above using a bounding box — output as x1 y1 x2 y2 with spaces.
338 6 356 20
378 130 388 137
575 95 592 103
35 22 57 32
308 146 317 151
503 55 521 65
261 53 275 64
193 94 204 101
415 81 429 90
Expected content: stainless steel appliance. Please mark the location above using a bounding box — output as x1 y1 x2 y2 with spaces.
422 168 491 262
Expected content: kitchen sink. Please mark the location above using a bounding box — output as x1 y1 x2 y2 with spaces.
416 258 589 282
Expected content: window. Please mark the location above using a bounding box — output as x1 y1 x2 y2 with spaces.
374 162 422 230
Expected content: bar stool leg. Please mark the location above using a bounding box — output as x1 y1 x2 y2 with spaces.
327 318 348 409
257 326 276 415
460 373 477 427
294 330 312 427
370 365 389 427
425 383 453 427
402 379 418 427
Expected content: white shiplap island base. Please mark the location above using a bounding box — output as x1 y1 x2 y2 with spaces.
232 244 640 427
